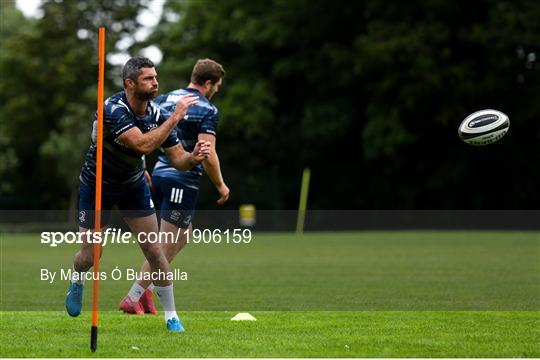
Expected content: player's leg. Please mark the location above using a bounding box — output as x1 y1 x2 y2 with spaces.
124 214 184 331
162 221 191 262
119 174 162 314
120 174 163 315
120 176 195 317
138 221 190 282
72 227 104 272
126 221 190 314
66 182 109 317
65 226 94 317
120 178 184 331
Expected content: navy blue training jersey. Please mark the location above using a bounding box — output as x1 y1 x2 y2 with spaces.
152 87 219 190
80 91 179 188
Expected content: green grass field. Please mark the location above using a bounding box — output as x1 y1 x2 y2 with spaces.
1 311 538 357
1 231 539 357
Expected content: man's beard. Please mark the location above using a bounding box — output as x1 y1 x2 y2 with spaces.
134 88 157 101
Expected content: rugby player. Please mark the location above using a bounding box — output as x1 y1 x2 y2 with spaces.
119 59 229 317
65 57 210 332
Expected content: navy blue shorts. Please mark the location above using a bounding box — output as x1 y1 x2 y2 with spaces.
152 175 198 229
78 177 155 229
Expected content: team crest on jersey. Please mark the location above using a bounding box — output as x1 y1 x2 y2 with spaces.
171 210 181 221
183 215 192 227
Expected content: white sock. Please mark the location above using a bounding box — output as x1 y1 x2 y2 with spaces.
147 283 154 292
154 284 178 321
71 267 85 285
127 282 146 302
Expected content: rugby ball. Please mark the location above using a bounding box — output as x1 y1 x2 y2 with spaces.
458 109 510 146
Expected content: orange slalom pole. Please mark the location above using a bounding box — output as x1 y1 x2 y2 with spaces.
91 26 105 353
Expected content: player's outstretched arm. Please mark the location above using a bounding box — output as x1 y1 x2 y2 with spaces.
199 134 230 205
117 95 199 154
164 141 211 171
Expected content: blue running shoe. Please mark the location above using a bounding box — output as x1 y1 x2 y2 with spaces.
65 282 83 317
166 317 185 332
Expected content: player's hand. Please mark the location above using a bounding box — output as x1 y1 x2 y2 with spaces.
173 94 199 120
216 183 230 205
144 170 153 189
191 140 211 163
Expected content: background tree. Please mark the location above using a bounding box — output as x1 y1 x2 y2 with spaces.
0 1 25 194
0 0 151 210
1 0 539 211
146 0 540 210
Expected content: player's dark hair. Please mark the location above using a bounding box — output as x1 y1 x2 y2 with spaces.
191 58 225 85
122 57 155 88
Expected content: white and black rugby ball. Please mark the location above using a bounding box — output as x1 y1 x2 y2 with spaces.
458 109 510 146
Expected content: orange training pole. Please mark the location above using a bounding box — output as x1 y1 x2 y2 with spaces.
91 26 105 352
